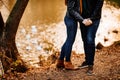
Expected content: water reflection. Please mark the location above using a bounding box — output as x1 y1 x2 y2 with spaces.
21 0 66 26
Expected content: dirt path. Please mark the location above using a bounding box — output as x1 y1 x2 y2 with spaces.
4 43 120 80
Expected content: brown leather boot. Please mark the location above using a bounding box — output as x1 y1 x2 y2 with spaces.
56 60 65 68
64 61 79 70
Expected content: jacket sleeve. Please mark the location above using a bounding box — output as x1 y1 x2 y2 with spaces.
67 0 84 22
90 0 104 20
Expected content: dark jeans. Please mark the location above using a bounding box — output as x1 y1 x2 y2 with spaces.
59 15 100 65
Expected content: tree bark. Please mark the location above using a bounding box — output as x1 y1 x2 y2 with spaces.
0 0 29 73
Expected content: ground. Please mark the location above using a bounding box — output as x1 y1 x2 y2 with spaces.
0 1 120 80
3 42 120 80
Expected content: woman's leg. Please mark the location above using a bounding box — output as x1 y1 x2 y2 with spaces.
59 16 78 62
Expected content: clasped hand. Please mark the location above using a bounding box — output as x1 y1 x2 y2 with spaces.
82 18 92 26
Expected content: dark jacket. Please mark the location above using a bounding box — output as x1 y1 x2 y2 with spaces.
66 0 104 22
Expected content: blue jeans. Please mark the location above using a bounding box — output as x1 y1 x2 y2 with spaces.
59 15 100 65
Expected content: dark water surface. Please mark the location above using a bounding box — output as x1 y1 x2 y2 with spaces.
21 0 66 26
5 0 120 26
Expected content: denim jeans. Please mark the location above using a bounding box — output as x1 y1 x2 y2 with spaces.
59 15 100 65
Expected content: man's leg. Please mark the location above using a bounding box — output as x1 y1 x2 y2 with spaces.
80 19 100 65
80 19 100 74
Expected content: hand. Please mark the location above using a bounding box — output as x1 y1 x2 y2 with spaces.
82 18 92 26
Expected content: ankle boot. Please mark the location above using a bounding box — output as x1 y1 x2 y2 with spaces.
56 60 64 68
64 61 78 70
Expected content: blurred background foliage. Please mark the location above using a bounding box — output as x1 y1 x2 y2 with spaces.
106 0 120 7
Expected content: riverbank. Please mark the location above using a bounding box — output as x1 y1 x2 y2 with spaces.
3 41 120 80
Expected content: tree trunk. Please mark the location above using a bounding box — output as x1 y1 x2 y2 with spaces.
0 0 29 73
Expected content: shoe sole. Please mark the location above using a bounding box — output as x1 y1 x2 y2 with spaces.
64 67 79 70
86 71 94 76
79 65 88 69
65 68 79 70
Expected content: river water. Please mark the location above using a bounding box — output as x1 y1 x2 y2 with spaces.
21 0 66 26
1 0 120 50
1 0 120 49
19 1 120 52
